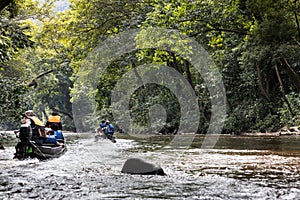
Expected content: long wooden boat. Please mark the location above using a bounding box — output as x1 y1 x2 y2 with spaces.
14 124 66 160
29 141 66 159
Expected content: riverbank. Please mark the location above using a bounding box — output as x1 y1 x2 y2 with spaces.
240 126 300 136
1 126 299 142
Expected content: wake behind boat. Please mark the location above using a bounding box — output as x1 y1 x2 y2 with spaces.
95 132 117 143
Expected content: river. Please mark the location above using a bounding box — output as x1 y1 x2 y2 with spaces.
1 133 300 199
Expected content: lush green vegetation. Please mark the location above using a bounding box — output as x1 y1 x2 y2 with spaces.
0 0 299 133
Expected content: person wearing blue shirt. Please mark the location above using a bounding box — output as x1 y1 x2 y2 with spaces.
104 120 115 142
105 120 114 136
95 119 116 142
100 120 107 130
96 120 105 135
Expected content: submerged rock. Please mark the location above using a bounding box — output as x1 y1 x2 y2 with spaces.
0 141 4 150
279 126 300 135
121 158 165 176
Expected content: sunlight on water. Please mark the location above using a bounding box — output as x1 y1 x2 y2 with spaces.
1 135 300 199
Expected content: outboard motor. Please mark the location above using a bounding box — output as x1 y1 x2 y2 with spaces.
14 124 33 160
19 124 32 139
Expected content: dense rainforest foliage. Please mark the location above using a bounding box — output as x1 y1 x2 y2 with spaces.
0 0 299 134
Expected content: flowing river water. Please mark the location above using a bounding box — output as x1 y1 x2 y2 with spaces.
1 133 300 199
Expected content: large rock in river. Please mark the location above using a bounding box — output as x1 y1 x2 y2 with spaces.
121 158 166 175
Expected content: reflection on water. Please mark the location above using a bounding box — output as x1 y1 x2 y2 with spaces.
0 135 300 199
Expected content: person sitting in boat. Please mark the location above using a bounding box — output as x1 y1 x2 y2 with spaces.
24 110 58 145
45 112 64 140
24 110 46 140
45 112 62 130
104 120 115 139
97 120 107 134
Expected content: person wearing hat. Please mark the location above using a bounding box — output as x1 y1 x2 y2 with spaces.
23 110 47 140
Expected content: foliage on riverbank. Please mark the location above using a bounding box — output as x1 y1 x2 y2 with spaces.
0 0 300 133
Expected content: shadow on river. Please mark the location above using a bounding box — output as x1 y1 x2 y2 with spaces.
1 133 300 199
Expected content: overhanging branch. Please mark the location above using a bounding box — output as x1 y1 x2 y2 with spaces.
51 107 73 120
26 69 54 88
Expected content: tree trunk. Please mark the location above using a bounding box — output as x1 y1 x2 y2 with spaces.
170 52 182 73
274 64 295 116
255 61 270 100
184 60 194 89
294 0 300 39
280 57 300 92
0 0 13 11
132 62 144 87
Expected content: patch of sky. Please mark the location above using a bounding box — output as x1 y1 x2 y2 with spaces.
38 0 70 12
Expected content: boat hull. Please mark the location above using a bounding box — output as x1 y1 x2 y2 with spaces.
32 144 66 159
95 133 116 143
14 139 66 160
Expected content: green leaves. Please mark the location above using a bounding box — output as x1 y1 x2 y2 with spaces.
0 77 29 129
1 0 299 133
0 21 33 63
